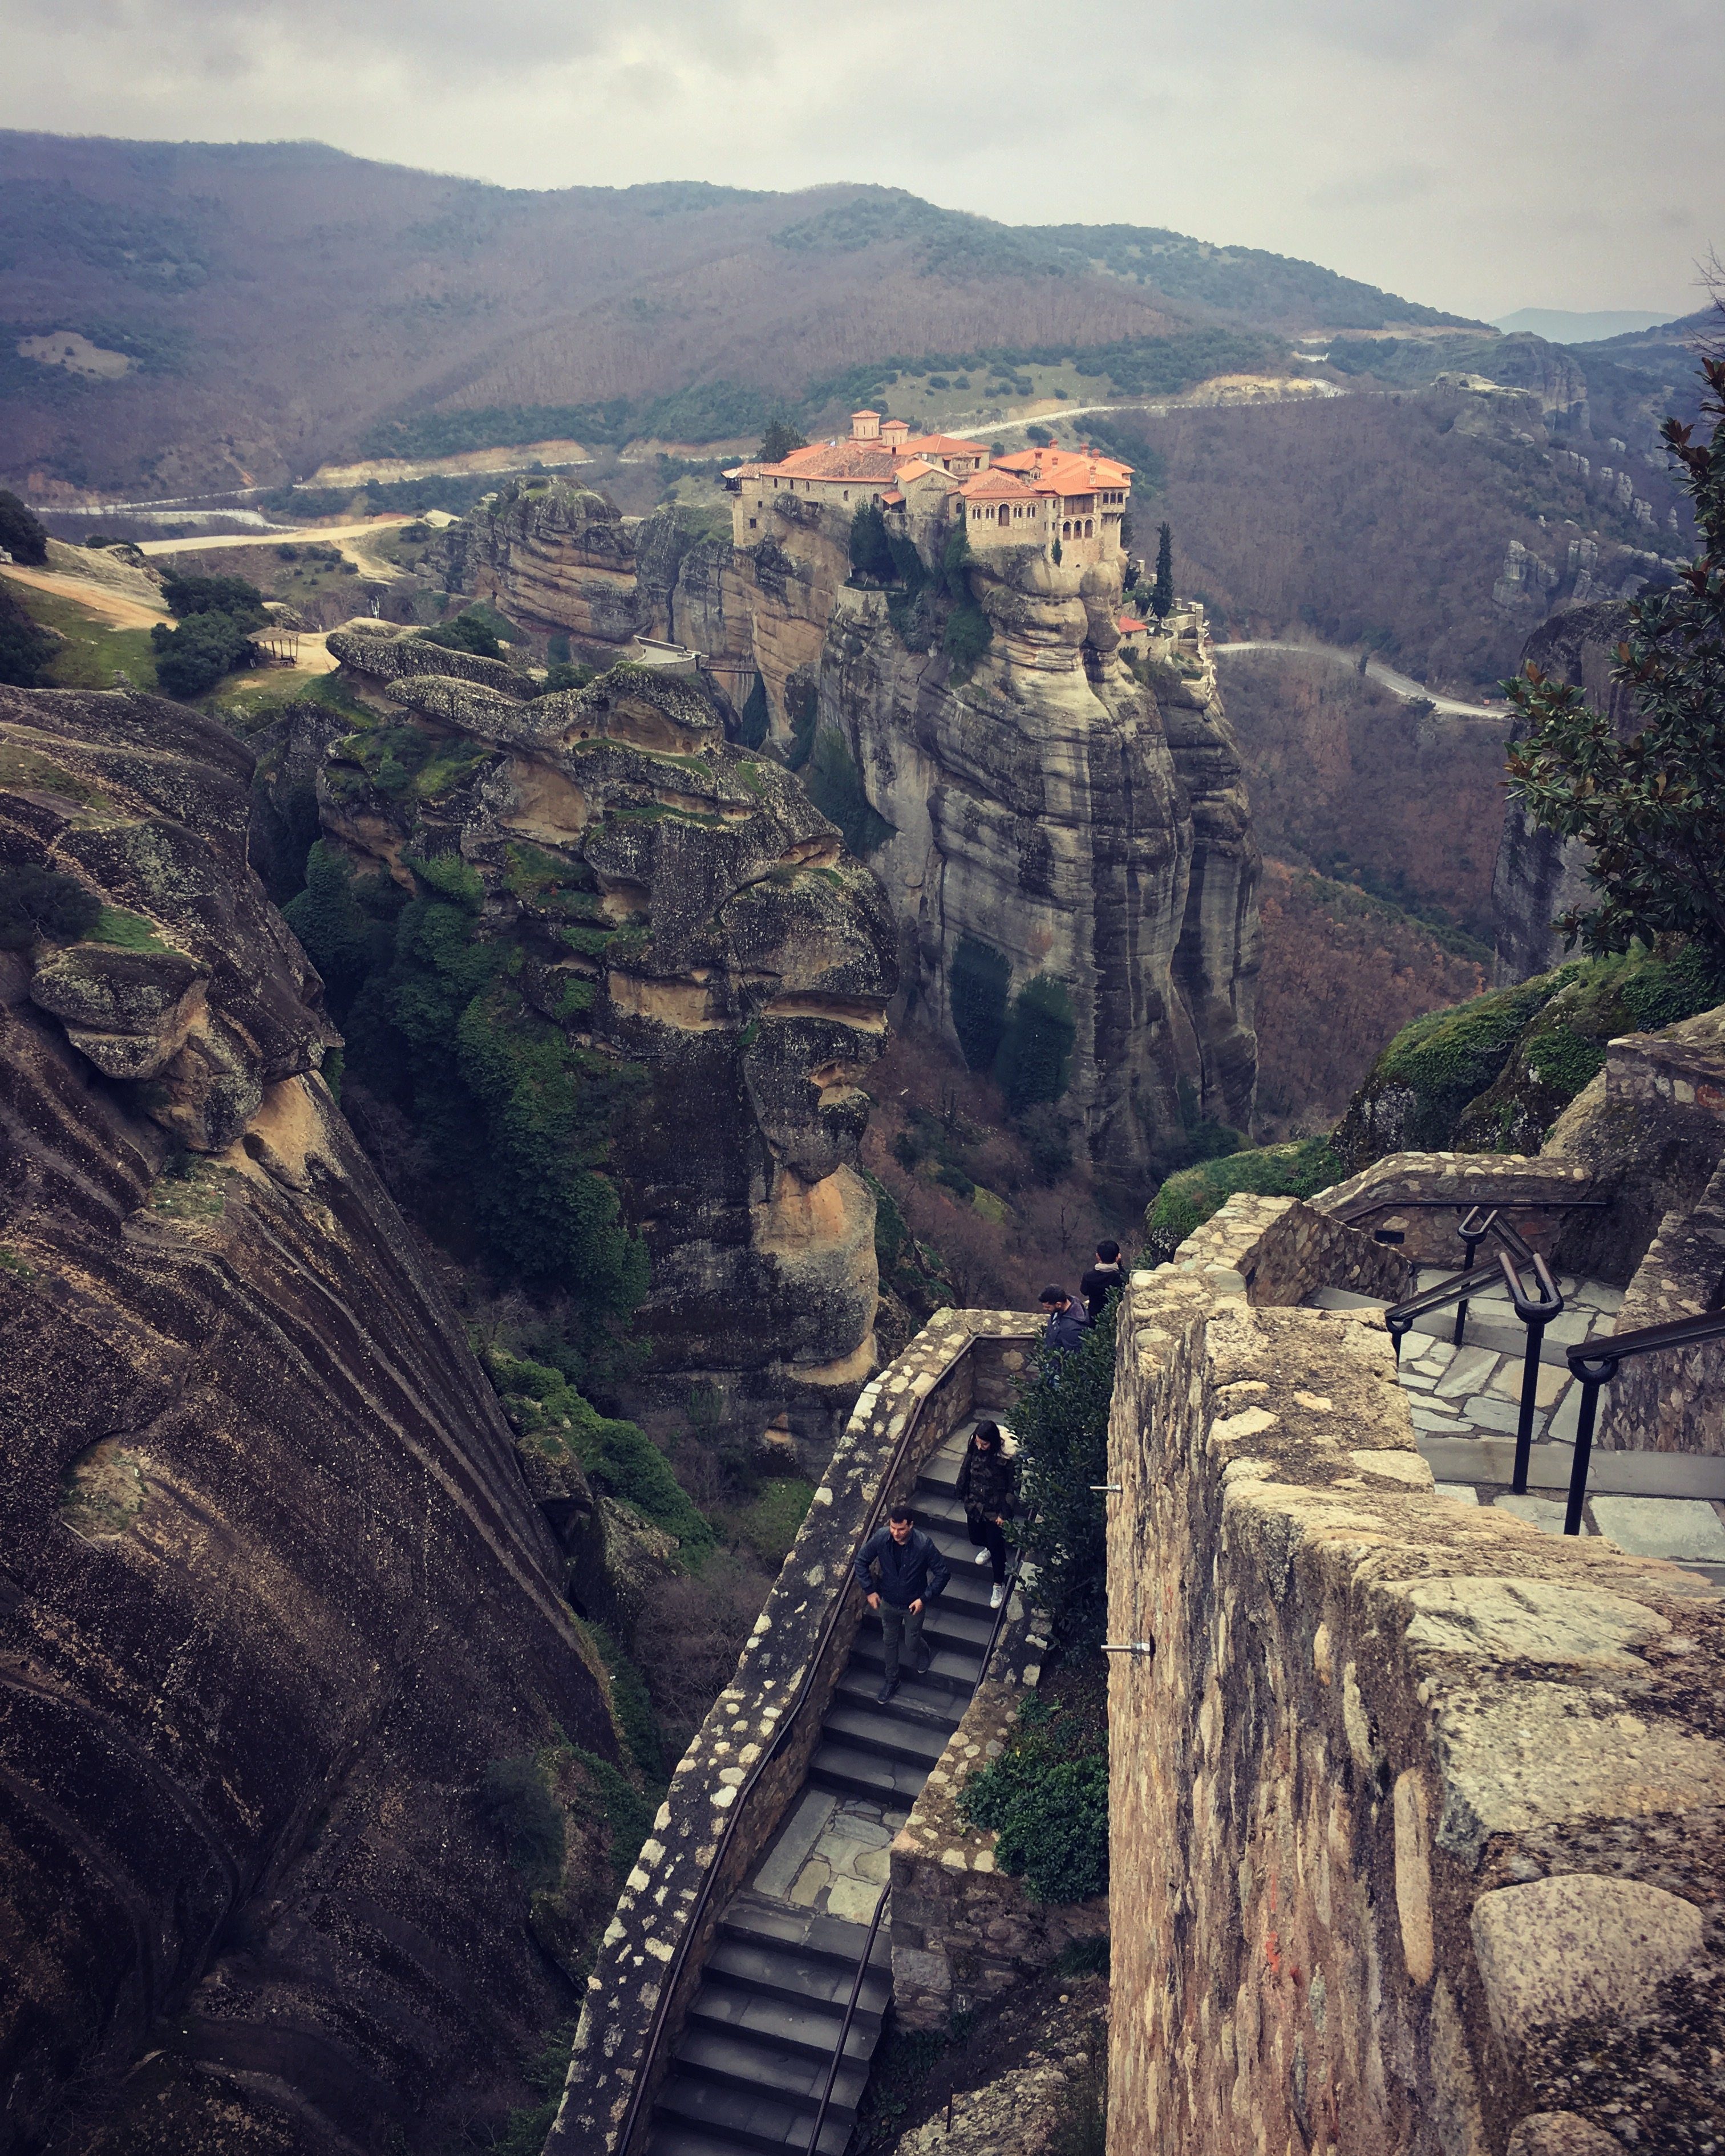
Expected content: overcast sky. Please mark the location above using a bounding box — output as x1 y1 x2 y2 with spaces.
3 0 1716 321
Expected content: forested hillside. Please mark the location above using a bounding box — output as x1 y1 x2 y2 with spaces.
0 133 1473 497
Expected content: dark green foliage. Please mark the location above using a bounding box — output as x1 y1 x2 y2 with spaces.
941 524 993 676
1019 1101 1076 1184
0 862 102 949
419 606 504 659
0 489 48 566
997 975 1075 1112
1144 1136 1344 1259
804 729 893 853
1026 423 1055 445
564 1739 658 1890
281 842 400 1016
1011 1301 1117 1649
585 1622 666 1785
756 418 808 463
358 380 776 462
1356 974 1568 1142
481 2024 577 2156
739 674 770 749
160 572 266 625
1504 354 1725 965
488 1348 710 1547
848 499 895 582
783 672 819 771
959 1688 1108 1902
0 584 58 686
480 1756 565 1890
1057 1935 1111 1977
534 660 594 697
869 1172 908 1272
1151 522 1173 621
340 866 649 1335
149 608 256 699
950 935 1011 1072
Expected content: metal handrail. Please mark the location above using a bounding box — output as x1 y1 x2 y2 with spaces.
1383 1263 1492 1360
604 1368 974 2156
1333 1194 1608 1225
1495 1247 1564 1495
1562 1309 1725 1535
806 1883 891 2156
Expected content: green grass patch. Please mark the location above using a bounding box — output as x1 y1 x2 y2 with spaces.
1145 1135 1343 1259
87 905 172 953
722 1478 815 1571
1 573 161 691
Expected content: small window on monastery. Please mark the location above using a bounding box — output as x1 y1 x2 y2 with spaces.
749 517 758 529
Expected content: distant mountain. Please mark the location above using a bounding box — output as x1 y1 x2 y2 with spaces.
1494 307 1691 343
0 131 1476 497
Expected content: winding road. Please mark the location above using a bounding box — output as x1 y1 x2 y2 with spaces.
1212 638 1508 719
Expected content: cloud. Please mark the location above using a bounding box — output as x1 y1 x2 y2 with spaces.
0 0 1715 317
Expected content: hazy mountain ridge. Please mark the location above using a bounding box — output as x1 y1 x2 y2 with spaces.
0 131 1482 495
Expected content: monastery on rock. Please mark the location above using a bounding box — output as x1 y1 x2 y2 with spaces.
729 408 1133 570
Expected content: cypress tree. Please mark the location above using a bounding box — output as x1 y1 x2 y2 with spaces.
1151 522 1174 621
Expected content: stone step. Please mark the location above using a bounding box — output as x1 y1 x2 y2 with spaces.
651 2072 854 2154
857 1598 994 1651
673 2025 868 2116
721 1892 889 1974
821 1701 951 1766
704 1935 893 2020
845 1632 984 1695
833 1665 965 1731
1304 1287 1601 1368
686 1979 880 2064
808 1737 928 1804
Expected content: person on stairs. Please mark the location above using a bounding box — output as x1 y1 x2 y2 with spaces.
855 1505 950 1704
956 1421 1018 1611
1080 1239 1126 1323
1039 1283 1092 1356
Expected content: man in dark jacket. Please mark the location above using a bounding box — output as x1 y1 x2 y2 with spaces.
1039 1284 1092 1355
855 1505 950 1703
1080 1239 1125 1323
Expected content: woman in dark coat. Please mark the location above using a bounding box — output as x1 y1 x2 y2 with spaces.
955 1420 1018 1608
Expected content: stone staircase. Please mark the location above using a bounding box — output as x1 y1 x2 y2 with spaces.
1303 1272 1725 1577
645 1424 1003 2156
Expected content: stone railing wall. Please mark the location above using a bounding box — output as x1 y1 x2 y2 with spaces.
1104 1230 1725 2155
545 1310 1035 2156
1310 1151 1603 1272
1169 1189 1414 1306
1607 1150 1725 1456
889 1593 1107 2031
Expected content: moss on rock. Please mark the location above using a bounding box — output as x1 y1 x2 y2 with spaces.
1145 1136 1343 1259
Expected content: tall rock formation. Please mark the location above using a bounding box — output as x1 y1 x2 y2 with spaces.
1491 600 1632 982
317 631 896 1432
0 684 626 2153
438 478 1260 1186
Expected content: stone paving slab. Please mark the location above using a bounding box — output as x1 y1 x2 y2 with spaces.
1590 1496 1725 1563
1493 1493 1590 1536
1434 1483 1481 1504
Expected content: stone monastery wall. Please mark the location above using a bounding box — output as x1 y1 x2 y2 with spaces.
1106 1193 1725 2155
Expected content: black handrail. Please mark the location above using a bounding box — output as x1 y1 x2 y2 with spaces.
805 1883 891 2156
1495 1247 1564 1495
604 1356 986 2156
1334 1194 1608 1223
1562 1310 1725 1534
1383 1263 1491 1361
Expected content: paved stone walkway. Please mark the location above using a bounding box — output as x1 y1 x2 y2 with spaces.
1304 1273 1725 1583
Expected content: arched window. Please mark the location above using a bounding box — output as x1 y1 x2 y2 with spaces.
998 504 1010 525
1062 520 1071 538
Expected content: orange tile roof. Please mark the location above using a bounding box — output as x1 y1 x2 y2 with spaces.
895 459 947 484
1119 615 1148 632
851 408 881 419
897 433 990 460
994 444 1133 495
957 467 1038 500
739 442 900 483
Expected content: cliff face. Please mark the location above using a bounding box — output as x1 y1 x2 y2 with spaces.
440 483 1260 1184
440 480 645 646
0 686 623 2153
319 631 897 1426
1491 600 1633 982
817 537 1259 1182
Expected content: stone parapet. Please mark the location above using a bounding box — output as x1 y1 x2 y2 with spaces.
1606 1150 1725 1456
889 1595 1107 2031
1169 1189 1414 1306
1104 1253 1725 2155
1310 1149 1601 1270
545 1309 1036 2156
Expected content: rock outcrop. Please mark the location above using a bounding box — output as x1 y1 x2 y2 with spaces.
321 630 897 1432
1492 601 1633 983
0 684 627 2153
816 543 1259 1182
438 480 1260 1186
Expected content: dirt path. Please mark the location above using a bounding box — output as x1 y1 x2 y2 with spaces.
1 565 169 630
137 517 413 559
1213 637 1507 720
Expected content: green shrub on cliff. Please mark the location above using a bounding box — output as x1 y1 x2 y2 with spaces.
804 728 893 854
998 975 1075 1111
959 1683 1108 1903
0 862 102 949
848 499 894 583
1013 1301 1116 1650
0 489 48 566
0 586 61 687
1144 1136 1343 1260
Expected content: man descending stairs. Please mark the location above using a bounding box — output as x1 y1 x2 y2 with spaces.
645 1424 1009 2155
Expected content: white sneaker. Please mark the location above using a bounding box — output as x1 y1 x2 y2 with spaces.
974 1548 991 1566
990 1582 1006 1609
